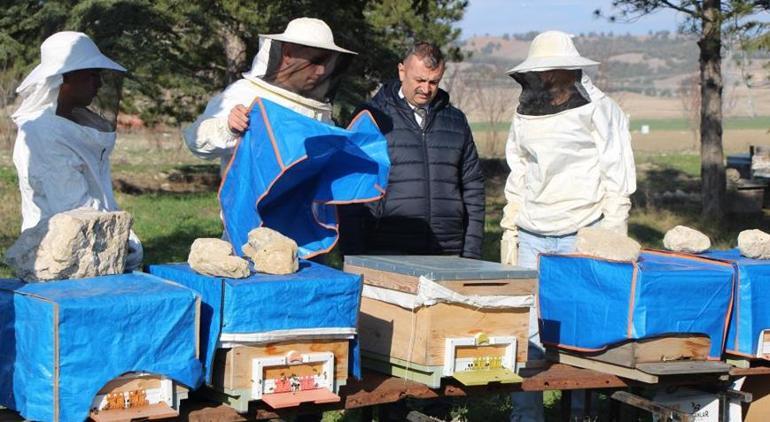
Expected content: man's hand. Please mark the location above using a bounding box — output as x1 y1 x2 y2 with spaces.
228 104 250 134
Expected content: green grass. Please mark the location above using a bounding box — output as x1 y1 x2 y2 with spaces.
470 116 770 133
630 116 770 132
635 152 701 176
118 191 222 264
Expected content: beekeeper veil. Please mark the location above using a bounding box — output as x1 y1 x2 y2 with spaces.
12 31 126 131
243 18 356 103
506 31 599 116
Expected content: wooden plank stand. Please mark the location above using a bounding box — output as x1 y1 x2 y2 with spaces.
211 339 349 412
726 330 770 368
89 373 186 421
346 256 536 389
547 335 731 384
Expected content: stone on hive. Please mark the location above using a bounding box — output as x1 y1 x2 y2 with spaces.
575 227 642 261
241 227 299 275
4 208 132 282
188 238 250 278
663 225 711 253
738 229 770 259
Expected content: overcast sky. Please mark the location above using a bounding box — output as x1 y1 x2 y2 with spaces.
458 0 688 38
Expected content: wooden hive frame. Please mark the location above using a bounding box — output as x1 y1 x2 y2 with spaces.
211 339 350 412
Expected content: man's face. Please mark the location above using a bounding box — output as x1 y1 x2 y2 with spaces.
60 69 102 107
276 44 335 95
537 69 578 90
398 55 445 107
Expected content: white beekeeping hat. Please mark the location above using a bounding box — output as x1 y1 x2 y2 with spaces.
259 17 356 55
17 31 125 93
507 31 599 74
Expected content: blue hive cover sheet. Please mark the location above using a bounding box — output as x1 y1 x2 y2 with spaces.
700 249 770 358
538 251 735 359
148 260 363 383
219 97 390 259
0 273 202 422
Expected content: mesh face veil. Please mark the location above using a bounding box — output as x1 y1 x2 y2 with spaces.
70 69 124 132
259 40 352 103
511 69 591 116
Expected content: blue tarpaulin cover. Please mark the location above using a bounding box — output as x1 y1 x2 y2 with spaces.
700 249 770 358
0 273 203 422
219 98 390 259
538 251 735 359
148 260 363 384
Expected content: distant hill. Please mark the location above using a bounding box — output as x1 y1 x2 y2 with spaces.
448 31 770 120
460 31 770 93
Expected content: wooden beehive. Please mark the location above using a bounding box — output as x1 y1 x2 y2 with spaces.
345 255 537 388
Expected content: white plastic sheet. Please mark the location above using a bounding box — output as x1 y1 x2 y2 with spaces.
362 276 533 310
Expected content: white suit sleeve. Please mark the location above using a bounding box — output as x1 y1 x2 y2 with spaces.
183 115 239 160
592 98 637 234
502 116 525 231
125 230 144 271
183 80 256 160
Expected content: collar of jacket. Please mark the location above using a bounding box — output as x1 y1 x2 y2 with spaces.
375 80 450 114
244 74 332 113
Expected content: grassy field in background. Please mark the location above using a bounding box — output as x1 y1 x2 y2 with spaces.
470 115 770 133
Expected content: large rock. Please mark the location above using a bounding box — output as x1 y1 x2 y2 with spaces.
188 238 250 278
4 209 131 282
241 227 299 275
663 225 711 253
575 227 642 262
738 229 770 259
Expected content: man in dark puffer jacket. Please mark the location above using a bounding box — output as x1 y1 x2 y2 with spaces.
339 42 484 259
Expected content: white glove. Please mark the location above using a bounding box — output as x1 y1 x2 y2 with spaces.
125 230 144 271
598 217 628 236
501 228 519 266
600 195 631 236
500 202 521 266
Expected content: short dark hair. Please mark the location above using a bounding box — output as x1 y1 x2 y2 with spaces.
403 42 444 69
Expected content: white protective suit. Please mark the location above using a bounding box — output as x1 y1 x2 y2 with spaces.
11 31 143 270
500 73 636 265
184 37 340 170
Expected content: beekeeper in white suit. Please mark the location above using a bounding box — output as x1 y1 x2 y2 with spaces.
184 17 356 169
12 31 143 270
502 31 636 421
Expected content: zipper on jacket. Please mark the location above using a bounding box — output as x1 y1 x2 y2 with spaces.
421 127 431 251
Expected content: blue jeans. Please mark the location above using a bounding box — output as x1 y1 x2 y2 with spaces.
510 229 580 422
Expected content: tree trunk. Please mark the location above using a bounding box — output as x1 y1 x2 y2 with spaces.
219 24 248 84
698 0 725 220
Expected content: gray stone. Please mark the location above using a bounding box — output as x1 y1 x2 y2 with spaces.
663 225 711 253
575 227 642 262
188 238 250 278
4 208 131 282
738 229 770 259
726 168 741 185
241 227 299 275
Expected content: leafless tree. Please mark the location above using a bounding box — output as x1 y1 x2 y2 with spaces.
468 65 516 156
678 73 701 150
